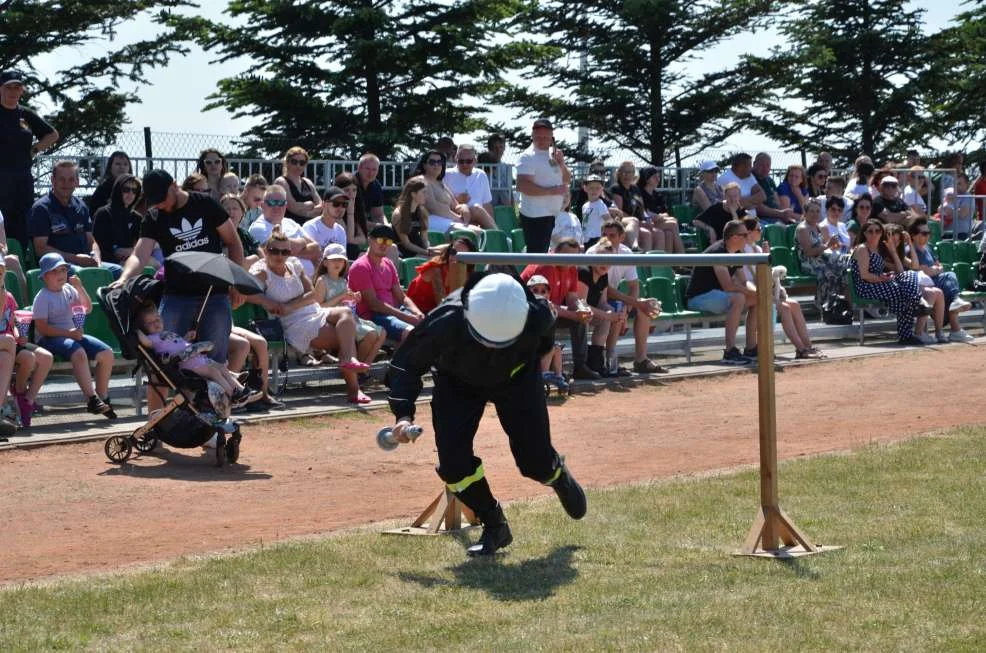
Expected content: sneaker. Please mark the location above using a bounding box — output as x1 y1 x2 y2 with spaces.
15 393 33 428
0 417 16 437
899 336 925 347
949 329 975 343
742 346 758 359
722 347 748 364
572 366 600 380
935 332 950 344
260 395 286 410
86 395 114 418
917 333 936 345
795 348 823 359
550 458 587 520
949 298 972 313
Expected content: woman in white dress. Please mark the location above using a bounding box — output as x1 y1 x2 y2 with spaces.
249 226 373 404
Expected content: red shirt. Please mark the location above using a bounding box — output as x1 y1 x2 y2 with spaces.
520 264 577 306
973 177 986 219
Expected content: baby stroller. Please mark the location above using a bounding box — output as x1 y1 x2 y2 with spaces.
97 276 242 466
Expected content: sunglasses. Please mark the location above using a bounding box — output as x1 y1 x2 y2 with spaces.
731 232 749 238
288 157 307 166
121 186 140 194
204 159 222 166
373 237 394 246
426 159 443 166
864 228 883 234
265 198 287 207
916 230 931 236
330 200 349 208
457 158 475 164
267 247 291 256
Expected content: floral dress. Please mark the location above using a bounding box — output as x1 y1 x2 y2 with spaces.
850 248 922 341
796 224 850 309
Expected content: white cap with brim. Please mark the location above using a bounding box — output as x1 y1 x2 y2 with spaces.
699 160 719 172
525 274 549 287
465 273 529 348
880 176 899 185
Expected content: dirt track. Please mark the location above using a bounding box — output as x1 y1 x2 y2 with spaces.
2 346 983 584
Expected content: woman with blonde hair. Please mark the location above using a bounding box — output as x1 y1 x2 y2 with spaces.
608 161 652 250
275 146 323 223
411 150 479 235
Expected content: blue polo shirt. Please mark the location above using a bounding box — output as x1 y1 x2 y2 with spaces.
27 191 92 254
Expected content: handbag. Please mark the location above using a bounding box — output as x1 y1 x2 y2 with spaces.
250 317 284 342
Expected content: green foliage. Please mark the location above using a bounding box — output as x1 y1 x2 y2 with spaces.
495 0 773 165
0 0 192 153
742 0 930 164
171 0 523 160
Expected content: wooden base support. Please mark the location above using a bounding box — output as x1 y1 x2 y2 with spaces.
735 506 840 558
382 488 481 536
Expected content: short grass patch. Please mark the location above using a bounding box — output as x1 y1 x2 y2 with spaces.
4 426 986 652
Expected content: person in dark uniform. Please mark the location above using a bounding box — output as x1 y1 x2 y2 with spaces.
0 70 59 247
387 272 587 556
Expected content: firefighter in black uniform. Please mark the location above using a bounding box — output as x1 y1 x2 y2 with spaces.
387 271 586 556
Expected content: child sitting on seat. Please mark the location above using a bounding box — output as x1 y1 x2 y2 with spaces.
527 275 568 391
136 302 261 407
32 253 116 419
0 259 53 428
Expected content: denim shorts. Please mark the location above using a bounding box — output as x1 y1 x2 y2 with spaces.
38 335 110 360
160 293 232 363
686 289 732 314
371 311 414 341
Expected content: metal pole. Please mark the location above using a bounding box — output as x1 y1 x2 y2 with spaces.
143 127 153 162
455 252 769 268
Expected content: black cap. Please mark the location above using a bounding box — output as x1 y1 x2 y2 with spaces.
142 169 174 205
369 224 398 241
532 118 553 130
0 70 25 86
323 185 347 201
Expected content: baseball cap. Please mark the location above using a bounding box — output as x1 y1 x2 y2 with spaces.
583 174 605 185
321 243 348 261
525 274 549 288
699 160 719 172
532 118 553 130
369 224 398 241
323 185 347 201
142 169 175 205
880 175 899 186
39 253 70 276
0 70 24 87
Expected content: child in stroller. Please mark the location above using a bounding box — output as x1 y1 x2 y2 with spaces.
135 302 261 408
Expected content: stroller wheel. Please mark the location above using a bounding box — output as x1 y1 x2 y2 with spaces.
134 431 158 454
225 427 241 464
104 435 132 463
214 431 227 467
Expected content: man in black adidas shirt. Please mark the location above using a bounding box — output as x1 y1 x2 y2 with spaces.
117 170 244 365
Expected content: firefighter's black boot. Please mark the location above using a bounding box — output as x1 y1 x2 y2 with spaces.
466 503 513 557
550 460 587 519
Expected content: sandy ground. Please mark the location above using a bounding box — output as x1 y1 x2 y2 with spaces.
1 346 983 584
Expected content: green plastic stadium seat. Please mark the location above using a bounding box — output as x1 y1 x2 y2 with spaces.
5 270 23 308
84 304 121 354
937 241 954 266
398 257 428 287
26 269 43 304
928 220 942 244
75 267 114 301
510 228 526 253
954 241 977 265
448 229 479 249
427 231 447 247
481 229 510 253
762 224 787 246
493 205 517 232
6 238 24 265
952 262 974 290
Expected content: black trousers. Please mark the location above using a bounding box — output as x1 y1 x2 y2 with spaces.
555 316 588 370
431 363 560 516
0 170 34 248
520 213 554 254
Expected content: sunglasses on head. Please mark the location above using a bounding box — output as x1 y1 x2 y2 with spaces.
288 157 306 166
267 246 291 256
265 198 287 207
373 237 394 246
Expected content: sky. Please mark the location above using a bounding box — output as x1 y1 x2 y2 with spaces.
29 0 967 164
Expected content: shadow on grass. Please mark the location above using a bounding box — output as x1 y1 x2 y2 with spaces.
778 558 822 580
97 448 272 481
399 544 581 601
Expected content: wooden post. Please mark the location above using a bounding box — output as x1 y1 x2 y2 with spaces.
736 263 838 558
382 487 481 537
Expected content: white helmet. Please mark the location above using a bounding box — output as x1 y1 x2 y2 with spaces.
464 273 529 348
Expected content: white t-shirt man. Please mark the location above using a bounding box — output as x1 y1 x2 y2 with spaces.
581 198 609 241
302 217 347 250
903 184 928 214
717 169 759 217
516 146 563 217
444 168 493 207
588 241 638 289
249 216 314 276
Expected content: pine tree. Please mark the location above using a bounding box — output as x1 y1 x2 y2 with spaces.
742 0 930 164
0 0 192 152
494 0 774 166
172 0 521 159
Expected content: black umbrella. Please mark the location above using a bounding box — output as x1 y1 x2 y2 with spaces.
166 251 263 295
165 252 264 332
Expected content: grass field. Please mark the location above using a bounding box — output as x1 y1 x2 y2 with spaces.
4 425 986 652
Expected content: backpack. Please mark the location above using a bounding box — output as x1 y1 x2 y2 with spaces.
822 294 853 325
